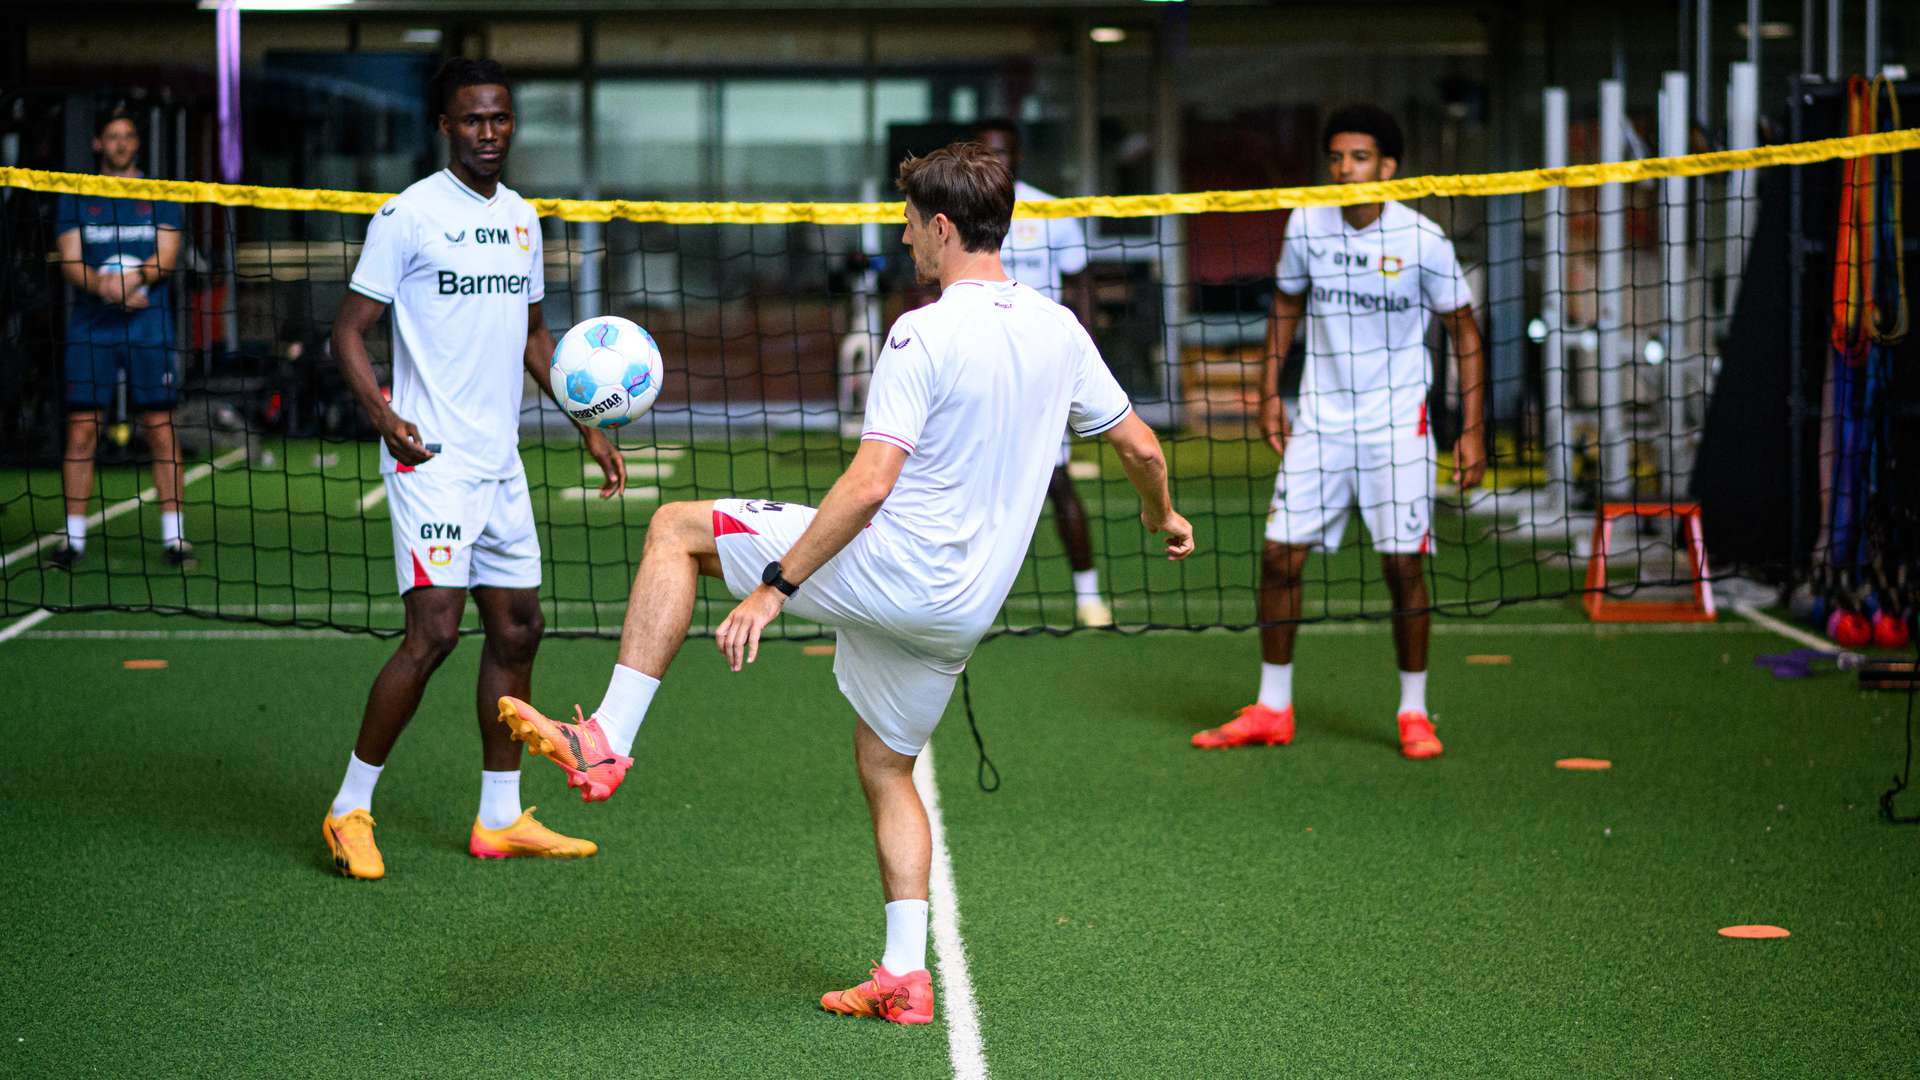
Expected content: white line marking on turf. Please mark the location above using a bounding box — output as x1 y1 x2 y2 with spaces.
913 743 988 1080
558 485 659 501
357 484 389 512
623 447 685 461
586 461 673 481
1732 603 1833 651
0 609 54 644
0 447 247 571
25 627 360 640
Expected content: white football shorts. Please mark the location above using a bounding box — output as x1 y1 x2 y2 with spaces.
710 498 964 757
385 468 542 594
1265 431 1435 555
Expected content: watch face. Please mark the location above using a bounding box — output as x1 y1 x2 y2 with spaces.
763 562 781 585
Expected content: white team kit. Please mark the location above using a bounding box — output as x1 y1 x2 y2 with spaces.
1269 201 1473 554
712 278 1132 755
1000 180 1091 467
349 169 547 594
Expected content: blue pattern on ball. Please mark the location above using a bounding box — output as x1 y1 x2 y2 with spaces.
624 363 653 395
565 370 597 405
587 323 619 349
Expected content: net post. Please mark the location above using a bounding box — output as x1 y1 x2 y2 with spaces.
1597 78 1632 503
1725 61 1759 320
1659 69 1694 497
1538 87 1573 530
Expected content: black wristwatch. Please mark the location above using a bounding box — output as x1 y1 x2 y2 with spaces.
761 561 799 597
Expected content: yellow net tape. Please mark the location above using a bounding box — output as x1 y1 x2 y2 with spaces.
4 127 1916 225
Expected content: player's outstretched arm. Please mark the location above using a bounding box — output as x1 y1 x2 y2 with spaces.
521 302 626 497
1440 304 1487 489
714 440 907 671
332 291 432 466
1103 412 1194 561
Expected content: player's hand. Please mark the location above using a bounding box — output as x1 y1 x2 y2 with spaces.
1260 395 1290 459
716 585 785 672
583 428 626 498
1452 430 1487 490
119 277 151 311
93 272 126 306
1146 509 1196 561
378 414 434 466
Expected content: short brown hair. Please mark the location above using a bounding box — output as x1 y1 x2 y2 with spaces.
895 141 1013 253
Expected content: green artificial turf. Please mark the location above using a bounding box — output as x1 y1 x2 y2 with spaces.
4 609 1916 1078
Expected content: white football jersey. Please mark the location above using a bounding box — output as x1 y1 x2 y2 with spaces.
350 170 545 478
999 180 1089 303
1275 201 1472 441
853 278 1131 654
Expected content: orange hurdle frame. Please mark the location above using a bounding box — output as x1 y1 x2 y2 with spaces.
1582 502 1717 623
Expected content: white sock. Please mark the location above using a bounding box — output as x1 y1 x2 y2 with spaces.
478 770 522 830
591 664 659 757
881 899 929 976
330 753 383 817
66 515 87 552
1072 569 1101 603
160 511 183 548
1399 670 1428 716
1258 662 1293 711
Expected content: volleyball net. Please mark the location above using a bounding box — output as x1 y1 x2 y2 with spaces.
0 123 1915 639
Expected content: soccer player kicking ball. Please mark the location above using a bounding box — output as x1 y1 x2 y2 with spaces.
1191 105 1486 759
321 59 628 880
975 118 1114 627
498 141 1194 1024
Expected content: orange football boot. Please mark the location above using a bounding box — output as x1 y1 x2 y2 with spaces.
1397 711 1443 759
820 965 934 1026
322 808 384 880
496 696 633 803
1191 703 1295 748
468 808 599 859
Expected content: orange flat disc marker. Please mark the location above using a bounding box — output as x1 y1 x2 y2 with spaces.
1555 757 1612 770
1466 654 1513 665
802 645 836 657
122 659 168 670
1718 925 1790 939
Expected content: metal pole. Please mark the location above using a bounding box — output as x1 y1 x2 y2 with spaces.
1695 0 1711 129
1749 0 1761 71
1660 71 1693 497
1542 87 1572 522
1153 21 1185 415
1802 0 1816 77
1075 21 1098 198
1865 0 1880 76
1726 61 1759 313
1826 0 1840 79
1598 79 1631 502
576 19 602 322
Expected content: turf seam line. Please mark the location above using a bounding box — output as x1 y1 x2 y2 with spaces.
914 743 988 1079
0 609 53 644
0 446 248 571
1732 604 1833 652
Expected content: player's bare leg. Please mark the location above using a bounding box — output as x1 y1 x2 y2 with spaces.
497 499 722 802
1193 541 1309 747
472 586 542 771
1050 466 1110 626
324 586 465 879
50 410 100 569
356 587 467 766
140 410 191 565
467 585 596 859
1382 553 1441 759
821 719 935 1025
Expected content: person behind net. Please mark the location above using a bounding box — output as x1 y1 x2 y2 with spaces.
48 110 189 569
974 117 1114 628
495 141 1195 1024
320 58 629 880
1191 104 1486 758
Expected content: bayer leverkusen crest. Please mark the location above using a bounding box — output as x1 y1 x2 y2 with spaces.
427 544 453 567
514 224 531 251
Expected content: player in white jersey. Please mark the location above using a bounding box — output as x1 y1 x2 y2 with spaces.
976 118 1113 628
496 142 1193 1025
319 60 629 880
1191 105 1486 759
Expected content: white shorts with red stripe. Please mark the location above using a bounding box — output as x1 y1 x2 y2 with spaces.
384 468 542 595
1265 430 1436 555
709 498 964 758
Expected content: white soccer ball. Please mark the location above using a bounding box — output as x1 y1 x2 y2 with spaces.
552 315 665 430
98 252 148 301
